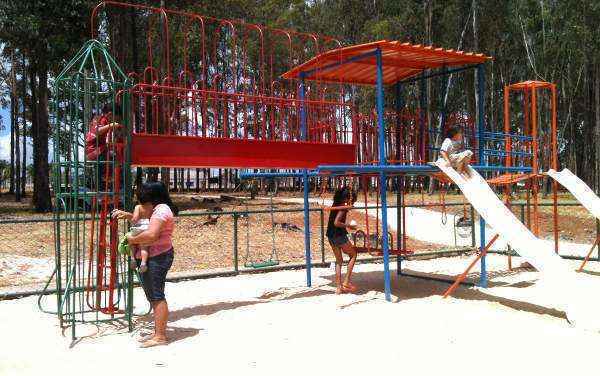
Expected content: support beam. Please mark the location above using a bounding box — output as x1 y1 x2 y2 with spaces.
240 171 318 179
443 234 499 298
399 64 479 85
476 64 488 287
300 74 312 287
317 164 533 175
395 82 403 275
375 48 392 301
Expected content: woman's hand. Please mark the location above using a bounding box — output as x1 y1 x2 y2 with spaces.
111 209 132 221
126 232 135 243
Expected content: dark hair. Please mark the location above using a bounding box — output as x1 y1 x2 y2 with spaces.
332 187 352 207
100 102 122 117
137 181 179 215
446 124 463 138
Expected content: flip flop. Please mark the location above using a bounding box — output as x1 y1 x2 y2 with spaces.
139 338 168 348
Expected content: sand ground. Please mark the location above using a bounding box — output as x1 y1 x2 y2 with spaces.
3 254 600 376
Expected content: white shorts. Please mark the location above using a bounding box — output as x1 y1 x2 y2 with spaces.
448 150 473 168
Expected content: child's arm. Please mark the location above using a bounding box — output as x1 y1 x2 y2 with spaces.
440 150 452 165
131 205 141 223
334 210 355 230
111 209 133 221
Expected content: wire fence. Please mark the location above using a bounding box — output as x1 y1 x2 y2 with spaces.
1 201 598 293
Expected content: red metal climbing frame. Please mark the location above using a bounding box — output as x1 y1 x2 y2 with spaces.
92 1 356 169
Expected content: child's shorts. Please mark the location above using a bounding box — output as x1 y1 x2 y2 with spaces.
449 150 473 168
328 234 350 247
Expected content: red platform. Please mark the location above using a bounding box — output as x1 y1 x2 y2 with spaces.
131 134 356 169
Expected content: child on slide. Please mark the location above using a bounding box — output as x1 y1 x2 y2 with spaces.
326 187 359 294
439 124 473 178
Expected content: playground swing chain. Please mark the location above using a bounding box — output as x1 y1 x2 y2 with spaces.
243 182 280 269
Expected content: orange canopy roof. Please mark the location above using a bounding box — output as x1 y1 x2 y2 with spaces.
508 80 554 90
282 40 491 85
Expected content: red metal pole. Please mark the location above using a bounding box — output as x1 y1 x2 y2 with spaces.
443 234 499 298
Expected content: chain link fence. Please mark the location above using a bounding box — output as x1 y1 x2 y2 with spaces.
1 201 598 293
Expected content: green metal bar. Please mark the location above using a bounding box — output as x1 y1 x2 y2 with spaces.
233 213 239 273
320 209 325 264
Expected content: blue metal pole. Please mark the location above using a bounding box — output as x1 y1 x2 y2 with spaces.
395 82 403 275
375 48 392 301
316 164 532 174
299 73 312 287
477 64 487 288
419 71 427 161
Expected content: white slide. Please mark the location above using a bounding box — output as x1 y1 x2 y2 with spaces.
435 160 599 330
547 168 600 220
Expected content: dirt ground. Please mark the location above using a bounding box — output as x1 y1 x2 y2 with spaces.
0 188 597 290
0 192 440 290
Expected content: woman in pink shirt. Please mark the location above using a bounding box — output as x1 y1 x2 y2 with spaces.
112 181 178 348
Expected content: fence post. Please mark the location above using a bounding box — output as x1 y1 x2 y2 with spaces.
470 205 476 248
233 213 239 273
320 208 325 264
597 218 600 261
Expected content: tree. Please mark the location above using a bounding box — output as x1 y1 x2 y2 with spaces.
0 0 94 211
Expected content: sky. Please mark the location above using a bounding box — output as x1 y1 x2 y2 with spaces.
0 106 34 163
0 107 10 161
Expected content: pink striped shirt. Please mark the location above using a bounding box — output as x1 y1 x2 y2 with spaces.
135 204 175 258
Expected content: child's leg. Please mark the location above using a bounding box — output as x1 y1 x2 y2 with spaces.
329 242 344 294
340 242 358 291
139 248 149 272
462 153 473 177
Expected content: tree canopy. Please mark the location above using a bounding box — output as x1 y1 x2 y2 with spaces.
2 0 600 207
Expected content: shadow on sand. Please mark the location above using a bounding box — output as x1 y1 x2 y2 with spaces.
318 267 565 319
134 265 565 345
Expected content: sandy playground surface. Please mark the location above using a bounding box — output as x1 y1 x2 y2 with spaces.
3 254 600 375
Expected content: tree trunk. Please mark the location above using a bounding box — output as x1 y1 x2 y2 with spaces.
595 64 600 192
9 53 16 195
29 63 38 193
160 167 170 189
472 0 479 140
32 65 52 212
12 52 21 201
21 56 27 197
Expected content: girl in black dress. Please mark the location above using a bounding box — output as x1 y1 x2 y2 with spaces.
326 187 358 294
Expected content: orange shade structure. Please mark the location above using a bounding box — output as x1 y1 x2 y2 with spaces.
508 80 554 90
282 40 491 85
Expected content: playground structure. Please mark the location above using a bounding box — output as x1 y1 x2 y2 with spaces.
51 40 133 337
51 1 356 338
49 1 600 338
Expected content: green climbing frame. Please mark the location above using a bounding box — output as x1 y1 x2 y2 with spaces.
49 40 134 339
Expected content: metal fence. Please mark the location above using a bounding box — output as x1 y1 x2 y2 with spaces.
1 201 599 294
